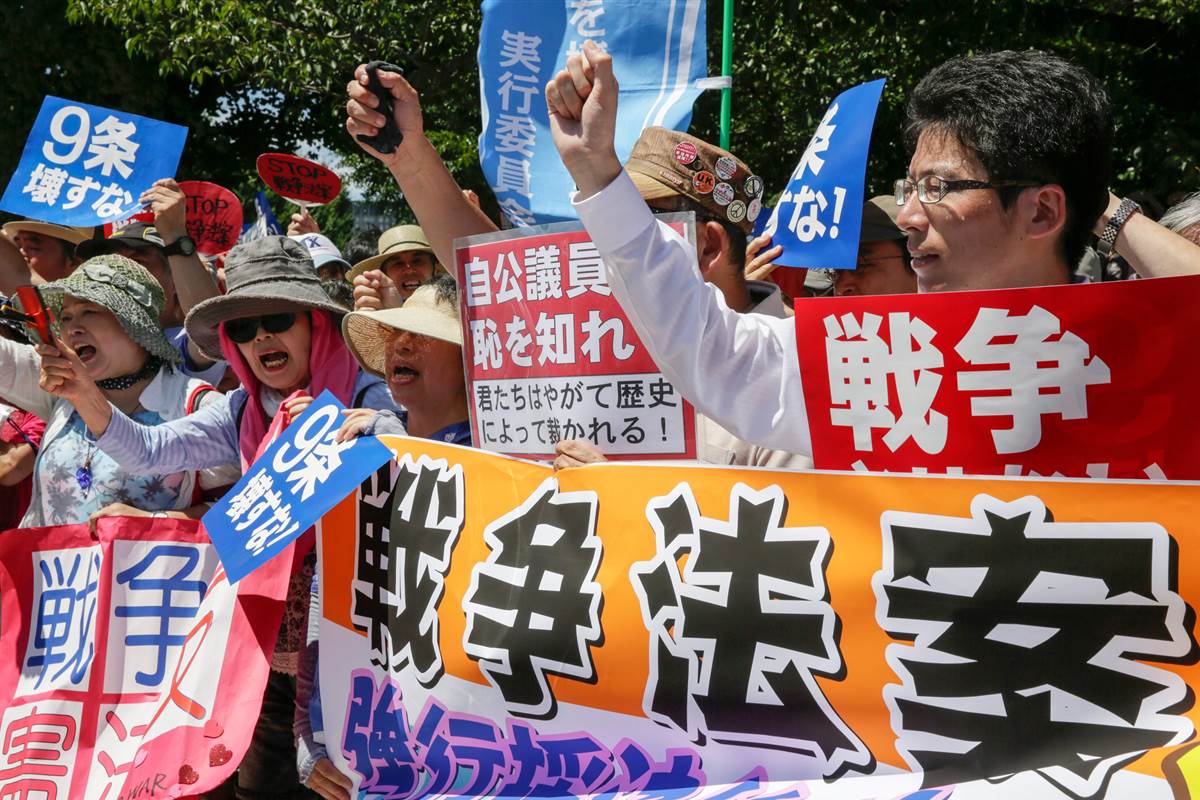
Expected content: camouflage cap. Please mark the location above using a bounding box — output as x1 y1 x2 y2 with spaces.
625 127 765 234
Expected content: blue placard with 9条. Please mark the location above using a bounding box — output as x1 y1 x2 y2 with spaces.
202 390 395 583
0 96 188 227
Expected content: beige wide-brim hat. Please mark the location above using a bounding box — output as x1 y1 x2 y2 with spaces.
342 282 462 378
2 220 91 245
347 224 439 280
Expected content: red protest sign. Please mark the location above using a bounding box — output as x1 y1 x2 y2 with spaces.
178 181 242 255
456 219 698 461
255 153 341 206
794 274 1200 479
0 515 295 799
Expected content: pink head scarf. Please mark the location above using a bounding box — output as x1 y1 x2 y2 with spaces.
218 309 359 468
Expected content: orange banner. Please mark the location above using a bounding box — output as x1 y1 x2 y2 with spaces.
317 436 1200 799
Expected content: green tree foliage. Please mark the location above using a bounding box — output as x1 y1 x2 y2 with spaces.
2 0 340 220
7 0 1198 240
691 0 1200 202
67 0 488 221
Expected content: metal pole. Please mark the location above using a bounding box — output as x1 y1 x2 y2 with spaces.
719 0 734 150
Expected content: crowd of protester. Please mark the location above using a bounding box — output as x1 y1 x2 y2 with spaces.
1 42 1199 799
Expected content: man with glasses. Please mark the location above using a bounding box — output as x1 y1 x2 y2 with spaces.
543 44 1131 456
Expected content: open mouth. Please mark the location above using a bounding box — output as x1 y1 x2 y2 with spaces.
399 281 422 293
390 364 419 385
910 253 938 270
258 350 290 372
75 344 97 363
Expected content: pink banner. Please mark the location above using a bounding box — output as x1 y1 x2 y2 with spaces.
0 516 293 798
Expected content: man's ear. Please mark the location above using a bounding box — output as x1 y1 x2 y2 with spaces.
1024 184 1068 242
698 219 729 279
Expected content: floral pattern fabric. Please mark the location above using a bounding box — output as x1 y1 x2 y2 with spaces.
33 410 189 525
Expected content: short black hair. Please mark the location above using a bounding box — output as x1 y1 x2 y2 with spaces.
319 279 354 310
905 50 1113 268
425 272 458 307
343 226 382 265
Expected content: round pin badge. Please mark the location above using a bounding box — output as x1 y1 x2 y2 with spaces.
747 198 763 222
674 141 699 166
744 175 764 199
712 182 735 206
727 200 747 223
715 156 738 181
692 171 716 195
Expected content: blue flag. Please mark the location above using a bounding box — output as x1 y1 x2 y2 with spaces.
0 96 188 227
202 391 394 583
763 79 886 270
479 0 707 225
239 191 283 243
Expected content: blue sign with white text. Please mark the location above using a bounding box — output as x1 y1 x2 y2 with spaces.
0 96 188 227
762 79 886 270
202 391 394 583
479 0 707 225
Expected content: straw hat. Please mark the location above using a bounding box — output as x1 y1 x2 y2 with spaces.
347 224 436 280
2 220 91 246
185 236 350 360
342 280 461 378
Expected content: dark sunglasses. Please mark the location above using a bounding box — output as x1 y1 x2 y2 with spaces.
223 312 298 344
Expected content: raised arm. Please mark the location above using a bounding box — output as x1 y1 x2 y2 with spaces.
1095 192 1200 278
345 64 498 269
39 336 239 472
141 178 221 366
546 42 813 456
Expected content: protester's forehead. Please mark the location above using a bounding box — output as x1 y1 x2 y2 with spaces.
60 295 107 314
383 250 434 267
858 239 906 260
907 127 988 180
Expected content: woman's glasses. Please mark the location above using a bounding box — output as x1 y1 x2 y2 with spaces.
223 312 297 344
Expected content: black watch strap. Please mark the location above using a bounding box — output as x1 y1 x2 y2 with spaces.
164 235 196 257
1096 198 1140 257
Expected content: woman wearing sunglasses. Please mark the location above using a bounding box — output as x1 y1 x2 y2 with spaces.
42 236 396 799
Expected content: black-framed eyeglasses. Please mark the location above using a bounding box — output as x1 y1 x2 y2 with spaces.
894 175 1039 206
223 312 298 344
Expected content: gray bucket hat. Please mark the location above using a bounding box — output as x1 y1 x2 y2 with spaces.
185 235 350 360
35 254 181 364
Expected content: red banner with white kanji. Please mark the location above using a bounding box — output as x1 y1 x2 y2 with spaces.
455 219 698 460
794 275 1200 479
0 516 293 798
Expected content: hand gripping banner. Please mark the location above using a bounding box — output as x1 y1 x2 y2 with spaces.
316 436 1200 799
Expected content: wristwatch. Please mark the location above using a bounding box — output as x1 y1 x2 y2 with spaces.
1096 198 1140 257
164 235 197 257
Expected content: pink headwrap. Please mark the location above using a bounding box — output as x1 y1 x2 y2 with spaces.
218 309 359 468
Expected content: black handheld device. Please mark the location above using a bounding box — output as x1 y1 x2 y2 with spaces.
355 60 406 155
